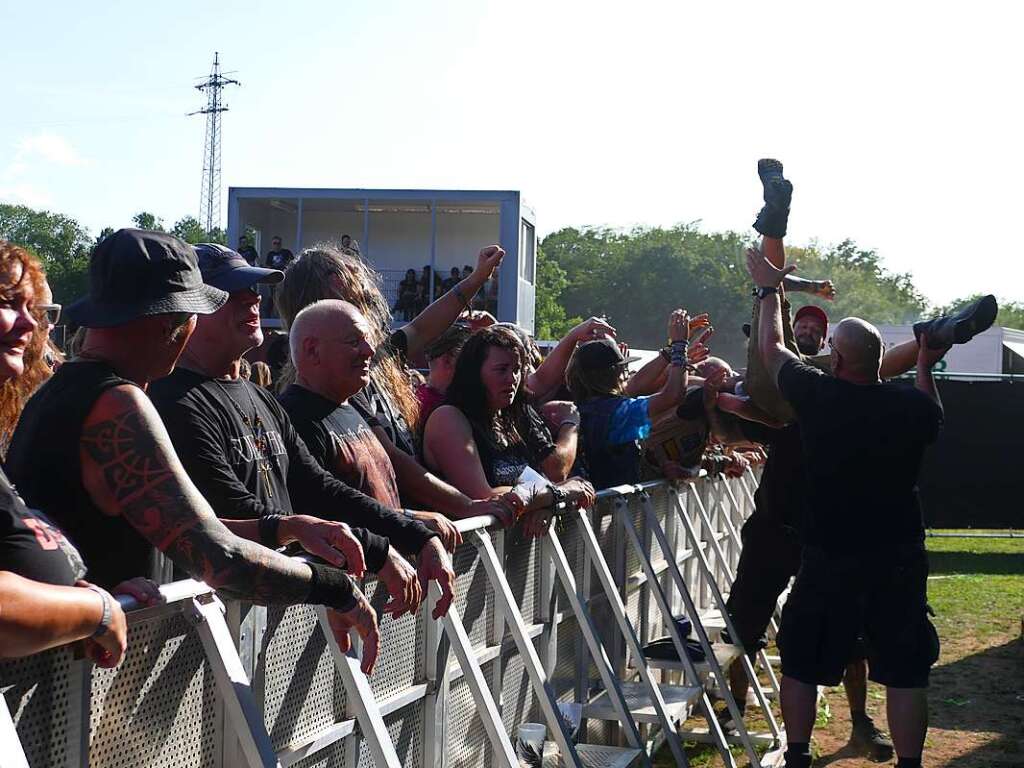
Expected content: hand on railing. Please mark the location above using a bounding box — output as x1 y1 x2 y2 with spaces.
111 577 165 608
279 516 367 578
408 510 463 552
378 549 422 619
75 580 128 668
416 538 456 619
326 592 379 675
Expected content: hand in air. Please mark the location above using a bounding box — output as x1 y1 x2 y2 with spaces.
746 246 796 288
916 333 951 369
572 316 616 343
667 309 691 343
476 246 506 280
813 280 837 301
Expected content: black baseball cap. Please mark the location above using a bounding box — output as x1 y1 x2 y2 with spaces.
193 243 284 292
65 229 229 328
574 337 640 372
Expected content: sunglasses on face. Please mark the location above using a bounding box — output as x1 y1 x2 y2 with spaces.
37 303 61 326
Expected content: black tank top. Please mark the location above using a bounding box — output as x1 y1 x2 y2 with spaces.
469 422 531 488
5 360 157 589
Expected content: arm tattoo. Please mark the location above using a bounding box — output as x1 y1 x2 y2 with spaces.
81 405 313 606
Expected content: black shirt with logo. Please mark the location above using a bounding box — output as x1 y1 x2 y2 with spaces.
149 368 434 565
265 249 294 271
6 361 158 589
776 358 942 557
0 469 86 586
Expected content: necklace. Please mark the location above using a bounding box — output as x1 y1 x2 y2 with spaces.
213 379 276 499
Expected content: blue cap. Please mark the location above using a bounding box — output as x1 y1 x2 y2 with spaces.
193 243 284 293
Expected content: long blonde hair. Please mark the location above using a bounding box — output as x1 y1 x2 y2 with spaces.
275 244 421 429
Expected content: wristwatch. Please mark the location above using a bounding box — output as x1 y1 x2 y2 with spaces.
752 286 779 300
85 584 113 637
548 482 568 509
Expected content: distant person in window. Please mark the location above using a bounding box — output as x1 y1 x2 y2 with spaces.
265 236 294 271
442 267 461 295
237 235 259 267
340 234 360 255
462 265 473 281
394 269 420 322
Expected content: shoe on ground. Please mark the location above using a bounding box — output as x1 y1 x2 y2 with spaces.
848 713 894 762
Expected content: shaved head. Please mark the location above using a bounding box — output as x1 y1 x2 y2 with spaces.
289 299 362 368
832 317 883 381
290 299 375 402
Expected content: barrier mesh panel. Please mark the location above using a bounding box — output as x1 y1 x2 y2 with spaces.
1 646 82 768
446 659 495 768
88 612 219 768
552 615 579 703
289 740 350 768
500 643 540 736
452 542 493 649
364 577 424 702
258 605 345 753
504 535 539 623
355 701 424 768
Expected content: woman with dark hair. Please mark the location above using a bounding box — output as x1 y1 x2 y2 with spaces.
0 241 132 664
394 268 420 321
423 326 595 535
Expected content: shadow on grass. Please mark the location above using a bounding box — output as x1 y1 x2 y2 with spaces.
927 550 1024 575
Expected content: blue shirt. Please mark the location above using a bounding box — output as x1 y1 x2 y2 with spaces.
607 397 652 444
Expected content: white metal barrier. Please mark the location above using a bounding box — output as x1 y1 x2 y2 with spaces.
1 471 773 768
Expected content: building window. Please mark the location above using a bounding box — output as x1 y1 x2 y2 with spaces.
520 220 536 284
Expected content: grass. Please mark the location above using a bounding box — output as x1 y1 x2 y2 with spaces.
651 531 1024 767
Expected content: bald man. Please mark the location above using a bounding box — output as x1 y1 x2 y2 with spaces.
747 249 946 768
279 299 461 617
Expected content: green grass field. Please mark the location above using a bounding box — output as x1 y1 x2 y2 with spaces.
653 532 1023 767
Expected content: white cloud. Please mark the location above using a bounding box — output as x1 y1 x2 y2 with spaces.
16 132 88 167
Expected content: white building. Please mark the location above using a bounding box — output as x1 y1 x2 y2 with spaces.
876 324 1024 376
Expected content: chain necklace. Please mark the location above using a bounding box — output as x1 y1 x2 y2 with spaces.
213 378 276 499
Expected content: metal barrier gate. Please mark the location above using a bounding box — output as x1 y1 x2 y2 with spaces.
1 472 765 768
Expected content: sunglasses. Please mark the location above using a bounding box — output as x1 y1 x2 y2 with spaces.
37 303 61 326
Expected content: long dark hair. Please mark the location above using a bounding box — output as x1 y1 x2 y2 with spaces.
444 326 530 450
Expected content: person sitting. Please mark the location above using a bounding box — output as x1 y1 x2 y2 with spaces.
441 267 461 294
417 323 473 425
566 310 694 490
280 300 462 555
275 244 512 523
423 326 595 537
148 243 456 621
5 230 382 671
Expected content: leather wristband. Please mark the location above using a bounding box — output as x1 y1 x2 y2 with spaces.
306 563 358 612
85 584 113 638
259 514 284 548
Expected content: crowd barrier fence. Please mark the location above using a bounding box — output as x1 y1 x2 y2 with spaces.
2 471 764 768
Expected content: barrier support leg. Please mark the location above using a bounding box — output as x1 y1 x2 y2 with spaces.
0 692 29 768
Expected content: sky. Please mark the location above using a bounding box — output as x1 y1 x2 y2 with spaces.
1 1 1021 306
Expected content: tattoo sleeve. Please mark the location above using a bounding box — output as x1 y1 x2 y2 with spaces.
79 388 315 606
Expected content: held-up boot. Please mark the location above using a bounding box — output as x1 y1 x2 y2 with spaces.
753 158 793 239
913 294 998 349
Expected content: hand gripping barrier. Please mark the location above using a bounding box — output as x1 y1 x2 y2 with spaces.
2 471 779 768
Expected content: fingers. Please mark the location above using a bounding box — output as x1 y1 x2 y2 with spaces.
431 564 455 620
359 623 379 675
335 529 366 579
112 577 162 607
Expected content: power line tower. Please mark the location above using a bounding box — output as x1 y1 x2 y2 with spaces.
189 52 240 233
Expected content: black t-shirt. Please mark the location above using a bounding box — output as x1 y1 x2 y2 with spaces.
278 385 402 509
265 249 294 271
239 246 259 266
6 360 157 589
149 368 433 564
0 469 86 586
777 358 942 556
350 329 417 456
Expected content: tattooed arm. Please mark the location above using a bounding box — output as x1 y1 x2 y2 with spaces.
77 384 351 608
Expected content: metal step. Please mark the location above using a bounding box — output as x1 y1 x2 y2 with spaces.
678 725 778 749
540 742 644 767
582 681 702 724
644 643 743 680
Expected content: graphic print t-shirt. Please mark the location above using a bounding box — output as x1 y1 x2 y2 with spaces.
279 384 402 508
0 469 86 586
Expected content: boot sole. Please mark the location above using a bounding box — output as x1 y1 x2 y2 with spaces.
953 294 998 344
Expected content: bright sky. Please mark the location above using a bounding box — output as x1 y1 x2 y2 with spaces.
2 1 1020 306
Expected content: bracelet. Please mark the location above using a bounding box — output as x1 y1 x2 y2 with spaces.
85 584 113 638
306 563 358 612
558 419 579 431
547 482 568 509
670 340 689 367
259 514 284 548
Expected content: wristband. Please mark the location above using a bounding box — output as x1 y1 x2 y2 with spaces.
753 286 779 299
547 483 568 509
259 514 284 548
306 563 358 612
670 340 689 367
85 584 113 638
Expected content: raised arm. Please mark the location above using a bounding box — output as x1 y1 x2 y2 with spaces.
403 246 505 359
646 310 692 418
914 334 946 413
625 313 711 397
746 248 800 383
782 274 836 301
529 317 615 399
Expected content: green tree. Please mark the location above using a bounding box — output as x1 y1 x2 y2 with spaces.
95 226 116 244
0 204 93 305
171 215 207 245
534 247 581 340
132 211 165 231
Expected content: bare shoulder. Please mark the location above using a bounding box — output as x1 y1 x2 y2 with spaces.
424 405 471 437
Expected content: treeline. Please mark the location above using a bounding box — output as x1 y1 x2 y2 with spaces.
537 225 1024 360
0 204 224 306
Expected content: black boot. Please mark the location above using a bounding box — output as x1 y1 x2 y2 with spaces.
753 158 793 238
913 294 998 349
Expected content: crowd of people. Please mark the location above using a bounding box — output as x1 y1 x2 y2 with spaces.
0 160 998 768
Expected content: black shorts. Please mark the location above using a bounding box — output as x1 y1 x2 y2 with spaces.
725 514 803 655
778 547 940 688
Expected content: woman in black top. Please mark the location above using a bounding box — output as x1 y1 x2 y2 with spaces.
393 268 419 321
422 326 595 536
0 241 128 664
